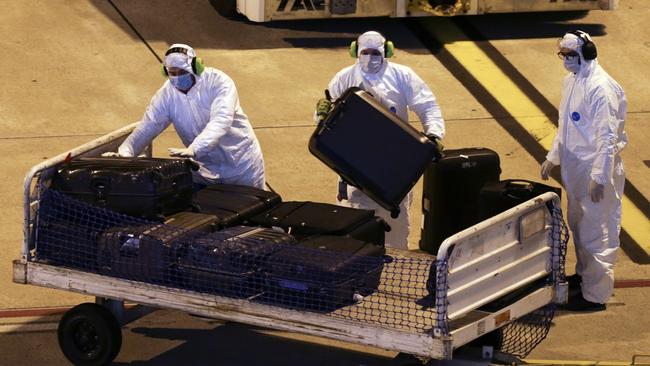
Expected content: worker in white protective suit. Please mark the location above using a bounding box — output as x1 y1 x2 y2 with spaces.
106 44 266 189
315 31 445 250
541 31 627 312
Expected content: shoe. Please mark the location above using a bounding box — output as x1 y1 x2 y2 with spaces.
565 273 582 290
562 293 606 312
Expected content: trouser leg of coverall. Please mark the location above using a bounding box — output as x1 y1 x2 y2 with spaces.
219 163 266 190
570 167 625 304
194 159 266 190
338 186 413 250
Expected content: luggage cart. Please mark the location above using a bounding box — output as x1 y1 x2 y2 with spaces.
13 124 568 365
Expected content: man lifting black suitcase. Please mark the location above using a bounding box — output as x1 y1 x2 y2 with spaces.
313 30 446 250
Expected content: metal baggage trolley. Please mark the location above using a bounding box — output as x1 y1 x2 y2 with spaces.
13 123 568 365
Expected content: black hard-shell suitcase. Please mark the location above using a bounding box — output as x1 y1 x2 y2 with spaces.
35 189 153 271
51 157 195 220
248 201 388 246
309 87 438 218
479 179 562 219
177 226 296 297
419 148 501 254
97 211 219 283
192 184 281 228
264 235 386 310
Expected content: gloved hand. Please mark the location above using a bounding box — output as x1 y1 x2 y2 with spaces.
588 179 604 203
426 134 444 161
315 98 333 122
168 147 195 158
101 152 122 158
540 160 556 181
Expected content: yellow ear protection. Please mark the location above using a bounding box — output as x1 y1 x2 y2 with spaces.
349 39 395 58
161 46 205 77
570 30 597 60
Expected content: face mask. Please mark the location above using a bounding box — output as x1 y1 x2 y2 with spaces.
359 54 383 74
169 73 194 91
563 57 581 74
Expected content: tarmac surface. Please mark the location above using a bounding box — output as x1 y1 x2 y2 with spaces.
1 0 649 364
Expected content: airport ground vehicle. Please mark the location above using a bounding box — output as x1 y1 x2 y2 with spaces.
221 0 618 22
13 123 568 365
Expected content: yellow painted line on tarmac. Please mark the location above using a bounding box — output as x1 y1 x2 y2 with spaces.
419 19 650 255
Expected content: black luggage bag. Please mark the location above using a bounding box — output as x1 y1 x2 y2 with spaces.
192 184 281 228
51 157 195 220
97 211 219 283
35 189 153 271
479 179 562 219
248 201 388 246
419 148 501 254
177 226 296 298
263 235 386 311
309 87 439 218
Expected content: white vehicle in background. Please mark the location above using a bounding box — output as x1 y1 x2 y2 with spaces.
218 0 618 22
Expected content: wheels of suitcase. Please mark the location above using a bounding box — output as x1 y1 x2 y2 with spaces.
57 303 122 366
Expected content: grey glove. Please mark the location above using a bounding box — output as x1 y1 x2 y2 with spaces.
316 98 333 122
168 147 195 158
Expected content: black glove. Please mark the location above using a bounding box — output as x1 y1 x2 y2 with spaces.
427 134 444 160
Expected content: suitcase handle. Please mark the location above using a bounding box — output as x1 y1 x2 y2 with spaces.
90 177 110 199
503 180 534 200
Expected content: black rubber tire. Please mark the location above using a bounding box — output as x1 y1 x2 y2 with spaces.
57 303 122 366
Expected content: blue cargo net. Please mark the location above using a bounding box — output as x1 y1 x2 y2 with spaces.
34 188 563 353
34 189 439 333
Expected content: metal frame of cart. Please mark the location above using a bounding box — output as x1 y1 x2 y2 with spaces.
13 123 568 361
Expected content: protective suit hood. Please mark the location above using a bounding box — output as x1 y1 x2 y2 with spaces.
357 31 385 57
165 43 198 76
356 31 388 76
559 32 597 77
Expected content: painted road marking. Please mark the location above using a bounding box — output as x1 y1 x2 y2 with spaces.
413 18 650 260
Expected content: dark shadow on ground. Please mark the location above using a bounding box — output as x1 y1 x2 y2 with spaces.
114 321 398 366
91 1 606 54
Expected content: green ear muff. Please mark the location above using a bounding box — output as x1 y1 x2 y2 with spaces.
193 57 205 75
349 41 358 58
161 64 168 78
348 39 395 58
385 40 394 58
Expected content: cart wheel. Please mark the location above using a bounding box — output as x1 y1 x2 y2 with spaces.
390 209 400 219
57 303 122 366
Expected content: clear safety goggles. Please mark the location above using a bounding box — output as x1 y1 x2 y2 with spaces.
557 50 579 60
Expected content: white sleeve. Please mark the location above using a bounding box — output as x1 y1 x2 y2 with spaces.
403 69 445 139
118 90 171 157
188 73 237 158
546 76 572 165
327 69 349 101
589 86 621 185
545 132 562 165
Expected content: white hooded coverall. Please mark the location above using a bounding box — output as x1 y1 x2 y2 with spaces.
548 33 627 304
119 49 265 189
327 31 445 250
